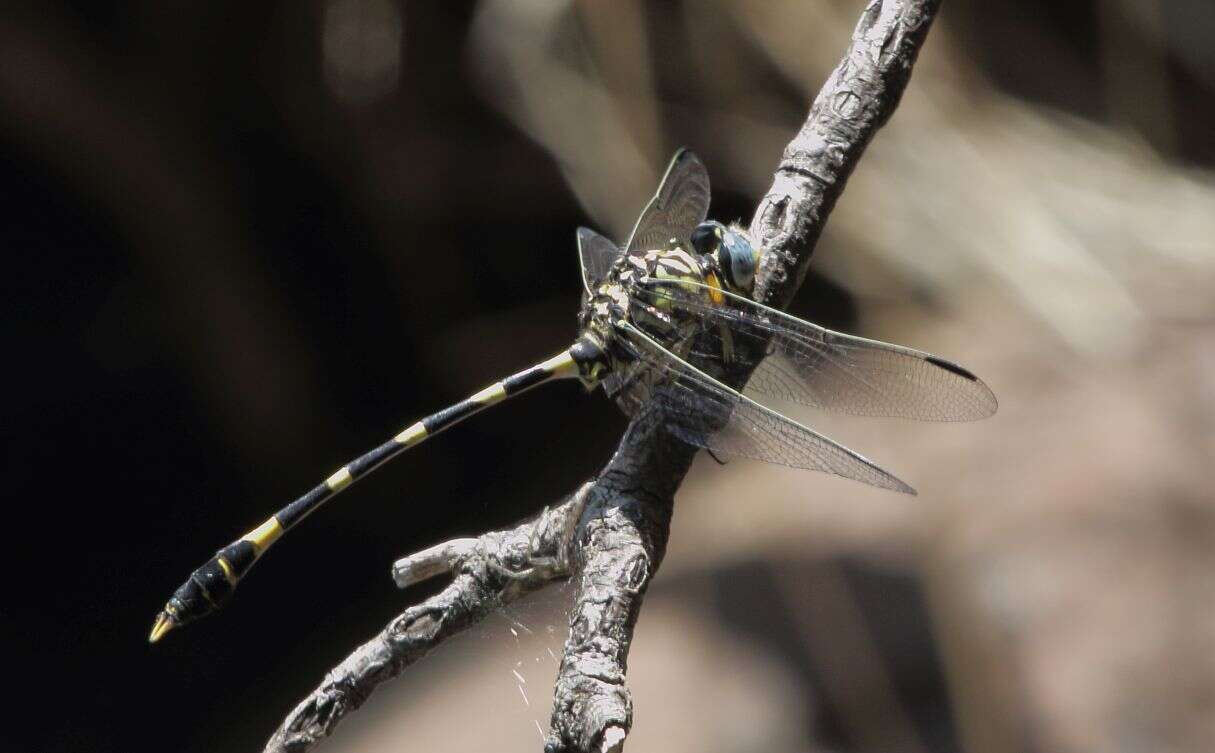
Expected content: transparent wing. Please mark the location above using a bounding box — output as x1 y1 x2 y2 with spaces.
637 278 998 421
624 149 711 255
576 227 621 295
617 322 914 494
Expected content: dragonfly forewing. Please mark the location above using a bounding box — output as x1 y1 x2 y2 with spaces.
636 278 998 421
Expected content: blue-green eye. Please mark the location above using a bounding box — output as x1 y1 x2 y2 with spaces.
717 228 757 291
690 221 757 291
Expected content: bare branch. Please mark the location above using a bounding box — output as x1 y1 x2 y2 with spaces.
544 410 692 752
547 5 943 750
265 1 942 751
751 0 941 310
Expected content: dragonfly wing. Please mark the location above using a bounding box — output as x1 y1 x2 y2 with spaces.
577 227 621 295
624 149 711 255
617 323 915 494
636 278 998 421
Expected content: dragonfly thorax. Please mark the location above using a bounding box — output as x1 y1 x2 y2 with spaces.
577 239 719 397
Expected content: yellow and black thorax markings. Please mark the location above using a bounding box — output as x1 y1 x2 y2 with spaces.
644 246 725 304
582 243 728 359
622 246 719 332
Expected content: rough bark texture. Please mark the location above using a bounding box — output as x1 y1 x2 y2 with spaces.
751 0 938 311
265 494 590 752
545 408 693 753
264 1 941 751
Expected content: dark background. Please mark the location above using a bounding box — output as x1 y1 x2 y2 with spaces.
5 1 1213 752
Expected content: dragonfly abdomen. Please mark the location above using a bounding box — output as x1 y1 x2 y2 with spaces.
149 349 586 643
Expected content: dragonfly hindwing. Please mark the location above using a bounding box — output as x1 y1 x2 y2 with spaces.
615 321 915 494
624 148 711 255
576 227 621 295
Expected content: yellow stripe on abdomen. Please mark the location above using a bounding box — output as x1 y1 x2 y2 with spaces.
325 466 353 491
469 383 507 405
242 516 284 553
394 421 428 447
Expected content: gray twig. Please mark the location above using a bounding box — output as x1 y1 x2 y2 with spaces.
265 490 590 752
752 0 939 311
263 1 941 751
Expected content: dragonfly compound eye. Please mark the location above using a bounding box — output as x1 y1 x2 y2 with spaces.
716 228 758 292
690 221 724 256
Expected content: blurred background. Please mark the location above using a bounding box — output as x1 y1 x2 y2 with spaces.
5 0 1214 751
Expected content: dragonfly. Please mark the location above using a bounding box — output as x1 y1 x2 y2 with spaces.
149 149 996 643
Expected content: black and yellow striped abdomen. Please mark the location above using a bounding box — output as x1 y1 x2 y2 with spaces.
149 350 585 643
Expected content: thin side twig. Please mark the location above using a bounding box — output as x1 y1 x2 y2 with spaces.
264 1 941 751
265 493 589 752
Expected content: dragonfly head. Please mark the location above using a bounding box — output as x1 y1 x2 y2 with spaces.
691 221 760 294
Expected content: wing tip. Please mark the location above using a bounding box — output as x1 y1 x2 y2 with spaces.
877 469 917 496
576 226 599 249
965 378 999 420
923 355 1000 421
665 147 704 176
979 386 999 418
